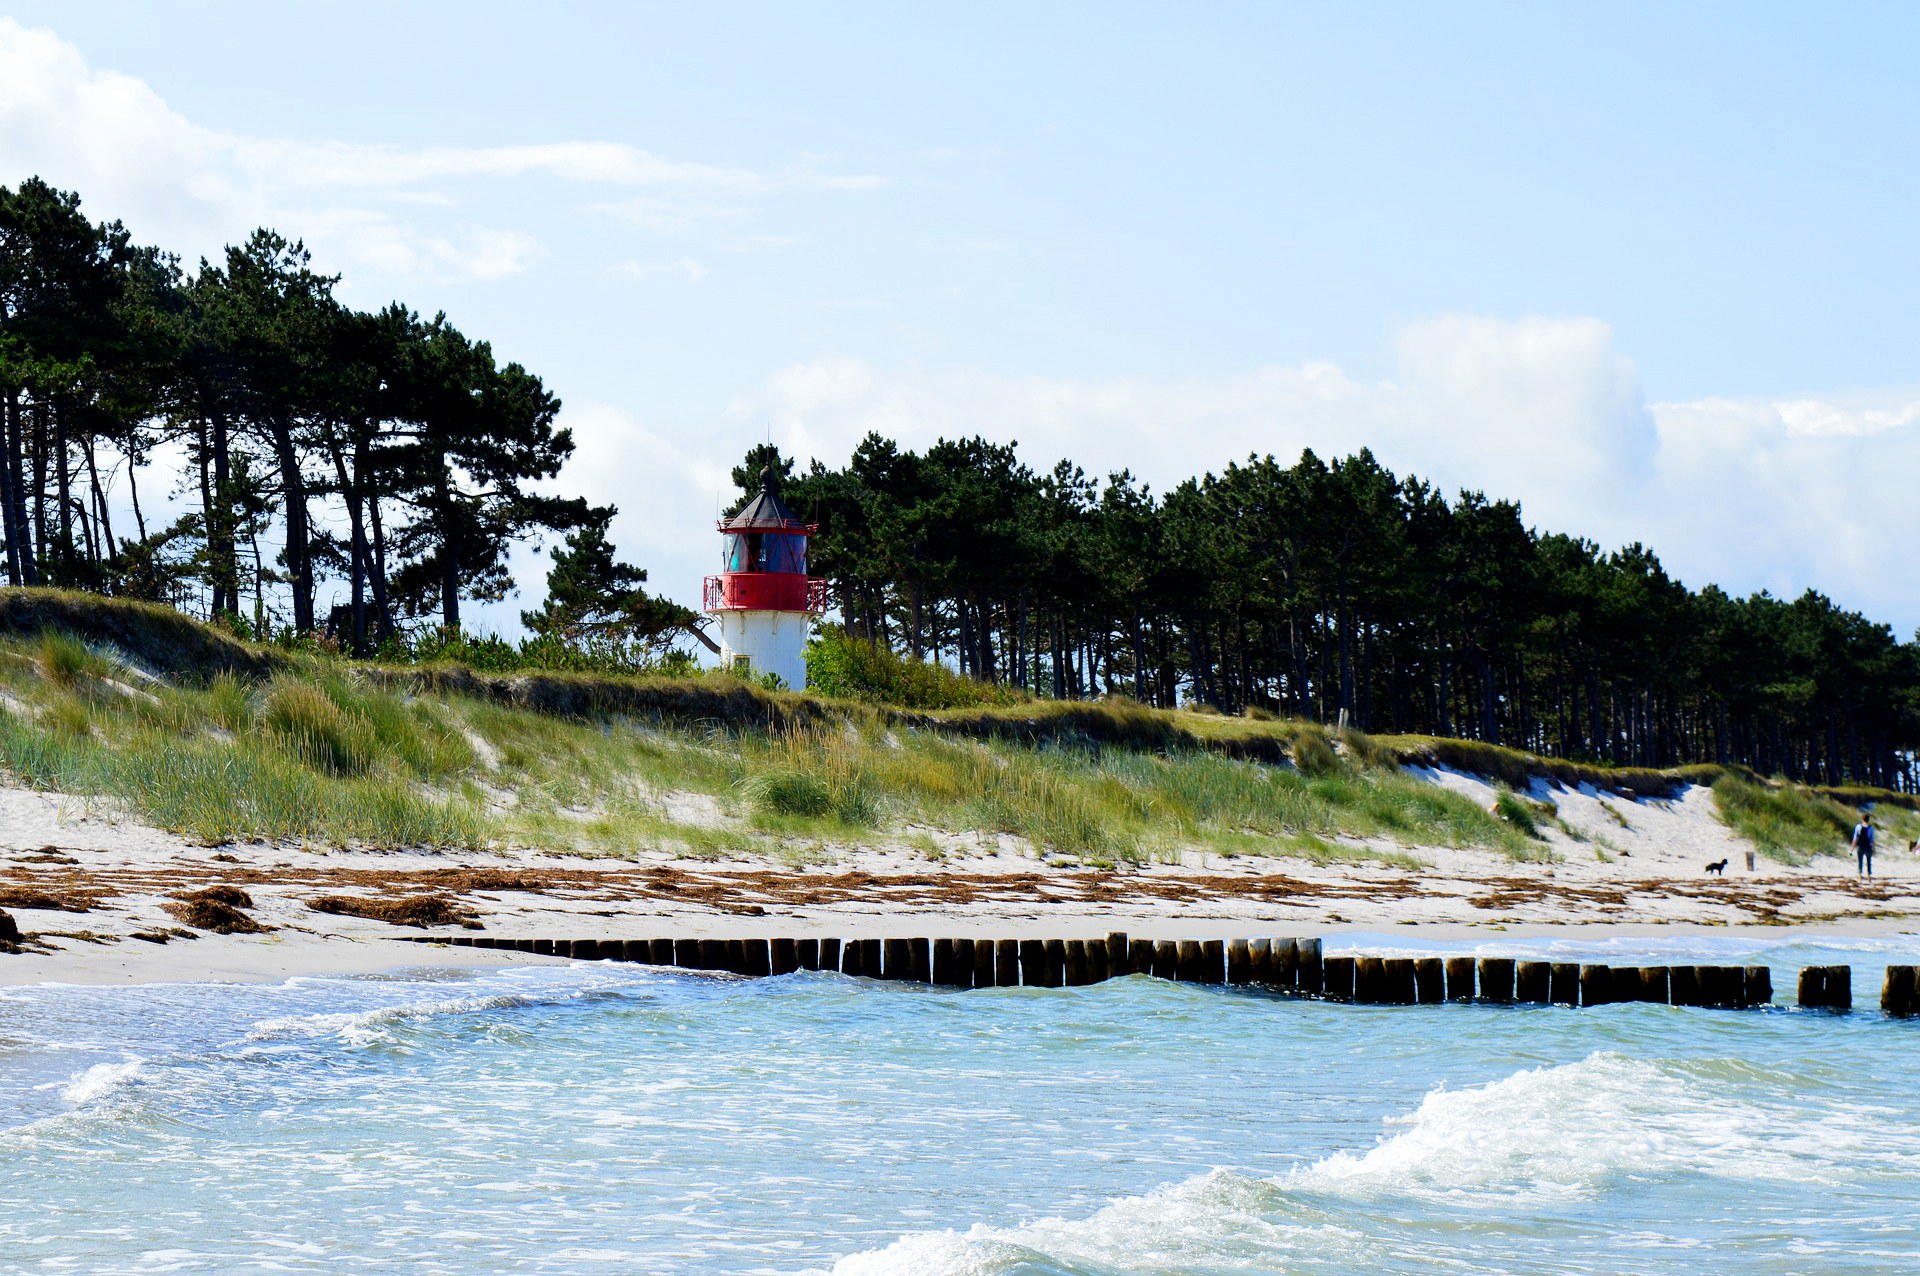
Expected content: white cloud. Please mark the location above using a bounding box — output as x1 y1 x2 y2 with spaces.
0 17 882 286
708 319 1920 634
612 257 709 285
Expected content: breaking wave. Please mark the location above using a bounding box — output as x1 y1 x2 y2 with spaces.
827 1051 1913 1275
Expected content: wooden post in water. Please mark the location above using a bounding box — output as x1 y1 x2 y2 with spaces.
1444 957 1476 1001
1172 940 1200 983
1126 939 1152 977
858 938 882 978
1579 965 1613 1007
1516 961 1551 1004
649 938 673 966
1353 956 1385 1004
1063 940 1091 986
974 938 998 986
1227 939 1253 985
1670 966 1702 1007
932 938 959 987
1275 938 1300 990
794 938 818 972
1107 933 1129 974
620 939 648 962
1322 955 1355 1002
1250 939 1274 985
1384 958 1417 1005
533 939 557 957
1798 964 1851 1010
1702 965 1741 1008
881 938 911 981
1414 957 1445 1004
1881 965 1918 1016
673 938 698 968
1296 938 1323 996
993 938 1018 987
1743 966 1772 1008
953 938 978 988
1042 939 1067 987
1087 939 1110 984
1642 966 1669 1004
770 938 799 976
910 938 934 984
1020 940 1045 985
692 939 722 971
1549 963 1580 1005
742 940 770 978
1478 957 1515 1003
1151 940 1179 981
818 938 841 973
1200 940 1225 985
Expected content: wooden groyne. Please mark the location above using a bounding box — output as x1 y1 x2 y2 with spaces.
405 934 1897 1012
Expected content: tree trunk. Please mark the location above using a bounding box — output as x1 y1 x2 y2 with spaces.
269 416 313 632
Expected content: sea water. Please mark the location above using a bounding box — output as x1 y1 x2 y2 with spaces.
3 933 1919 1274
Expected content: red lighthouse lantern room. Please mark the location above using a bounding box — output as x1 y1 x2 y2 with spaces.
701 467 827 688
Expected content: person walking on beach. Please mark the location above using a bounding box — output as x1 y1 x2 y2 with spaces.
1851 813 1876 876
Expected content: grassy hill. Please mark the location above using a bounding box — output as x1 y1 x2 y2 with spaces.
0 589 1897 868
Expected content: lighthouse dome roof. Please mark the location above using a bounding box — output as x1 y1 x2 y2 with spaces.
720 466 809 531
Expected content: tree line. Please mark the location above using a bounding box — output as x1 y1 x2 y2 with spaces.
8 175 1913 788
0 176 690 660
748 436 1920 791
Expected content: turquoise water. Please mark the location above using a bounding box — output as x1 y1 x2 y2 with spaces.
4 933 1919 1274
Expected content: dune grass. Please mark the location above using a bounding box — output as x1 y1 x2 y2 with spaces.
0 629 1547 867
1709 773 1855 866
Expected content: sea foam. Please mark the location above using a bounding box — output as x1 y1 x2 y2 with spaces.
828 1051 1902 1275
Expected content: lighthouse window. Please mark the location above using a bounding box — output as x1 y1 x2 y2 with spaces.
723 531 806 573
766 534 807 574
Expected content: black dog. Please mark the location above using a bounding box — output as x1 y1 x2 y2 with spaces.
1705 858 1728 876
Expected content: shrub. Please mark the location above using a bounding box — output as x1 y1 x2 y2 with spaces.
1492 786 1545 839
260 679 376 776
1338 726 1399 771
805 624 1023 710
1291 726 1342 778
741 768 836 818
37 630 113 688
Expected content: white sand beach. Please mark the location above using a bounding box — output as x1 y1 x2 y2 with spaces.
0 766 1911 986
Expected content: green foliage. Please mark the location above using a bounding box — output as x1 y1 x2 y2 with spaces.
520 506 706 661
1290 726 1342 778
1337 726 1399 770
260 679 377 776
1492 786 1545 839
1710 773 1855 866
36 630 112 688
806 623 1024 709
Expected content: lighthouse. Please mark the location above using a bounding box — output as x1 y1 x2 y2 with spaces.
702 467 826 689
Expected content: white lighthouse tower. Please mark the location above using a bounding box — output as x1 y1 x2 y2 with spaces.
701 467 824 689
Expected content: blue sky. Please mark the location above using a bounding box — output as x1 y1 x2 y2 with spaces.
3 3 1918 634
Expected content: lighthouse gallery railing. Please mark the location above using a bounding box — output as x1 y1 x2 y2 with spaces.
703 574 829 614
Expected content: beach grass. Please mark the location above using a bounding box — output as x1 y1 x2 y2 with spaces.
1 594 1910 871
0 629 1547 865
1708 773 1854 866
